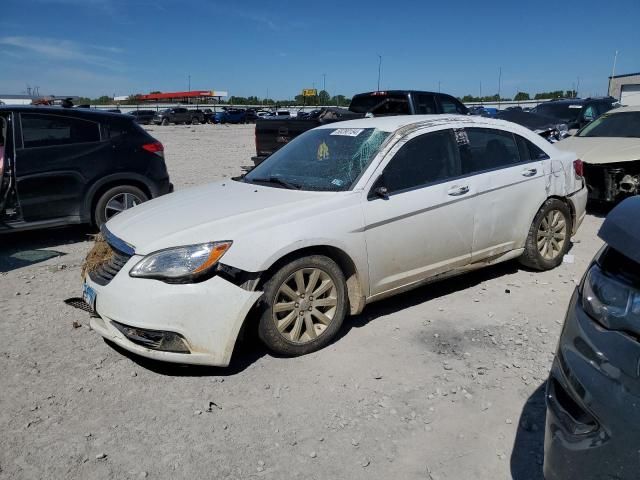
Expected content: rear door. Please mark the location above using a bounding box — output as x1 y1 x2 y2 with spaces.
15 112 108 221
456 127 547 261
362 128 475 296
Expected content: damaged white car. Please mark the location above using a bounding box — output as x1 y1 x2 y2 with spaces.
556 105 640 203
80 115 587 366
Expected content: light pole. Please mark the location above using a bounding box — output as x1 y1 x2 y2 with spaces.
188 74 191 92
377 55 382 91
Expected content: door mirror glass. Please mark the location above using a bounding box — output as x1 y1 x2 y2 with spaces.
374 186 389 199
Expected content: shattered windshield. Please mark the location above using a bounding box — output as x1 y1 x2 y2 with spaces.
243 127 390 191
578 112 640 138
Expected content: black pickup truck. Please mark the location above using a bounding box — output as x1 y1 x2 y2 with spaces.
251 90 468 165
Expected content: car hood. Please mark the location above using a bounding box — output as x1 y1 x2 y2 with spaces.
599 196 640 264
105 180 343 255
555 136 640 164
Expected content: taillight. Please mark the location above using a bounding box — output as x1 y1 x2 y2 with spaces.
573 159 584 177
142 141 164 158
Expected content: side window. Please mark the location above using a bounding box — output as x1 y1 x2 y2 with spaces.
439 96 467 115
21 114 100 149
596 102 613 116
379 130 458 194
415 94 437 114
515 135 549 161
459 128 520 174
583 105 597 122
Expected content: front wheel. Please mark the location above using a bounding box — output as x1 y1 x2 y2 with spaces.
519 198 572 270
161 118 169 126
258 255 348 356
93 185 148 228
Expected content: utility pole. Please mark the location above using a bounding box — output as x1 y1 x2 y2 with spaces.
188 74 191 92
322 73 326 93
575 77 580 98
377 55 382 92
438 81 441 93
479 80 482 103
610 50 618 97
497 67 502 108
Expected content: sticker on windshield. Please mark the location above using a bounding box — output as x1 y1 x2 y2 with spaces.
317 141 330 161
331 179 344 187
568 105 583 109
330 128 364 137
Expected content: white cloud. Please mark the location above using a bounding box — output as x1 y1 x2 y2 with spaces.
0 36 123 70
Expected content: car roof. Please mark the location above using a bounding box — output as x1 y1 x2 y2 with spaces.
314 114 531 133
0 105 130 121
353 90 452 97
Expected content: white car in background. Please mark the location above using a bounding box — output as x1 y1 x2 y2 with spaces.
81 115 587 366
556 105 640 203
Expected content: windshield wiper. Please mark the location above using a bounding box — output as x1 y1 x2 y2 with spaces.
249 176 302 190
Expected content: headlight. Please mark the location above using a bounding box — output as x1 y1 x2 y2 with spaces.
582 264 640 329
130 241 232 282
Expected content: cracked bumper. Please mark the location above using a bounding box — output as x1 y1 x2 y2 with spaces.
85 259 262 366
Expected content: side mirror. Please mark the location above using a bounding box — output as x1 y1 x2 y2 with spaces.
373 186 389 199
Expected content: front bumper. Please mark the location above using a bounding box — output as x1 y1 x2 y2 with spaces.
543 290 640 480
85 258 262 366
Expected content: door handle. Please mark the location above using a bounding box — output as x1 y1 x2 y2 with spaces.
522 168 537 177
447 185 469 196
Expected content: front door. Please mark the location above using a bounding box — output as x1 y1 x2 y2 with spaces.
15 112 105 222
0 113 13 215
362 128 475 297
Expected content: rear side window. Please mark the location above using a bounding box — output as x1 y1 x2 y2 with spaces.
21 113 100 148
380 129 458 194
439 96 468 115
349 93 410 115
458 128 520 174
415 94 437 114
515 135 549 161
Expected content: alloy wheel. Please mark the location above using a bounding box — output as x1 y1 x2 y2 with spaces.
272 268 338 344
104 192 143 220
537 209 567 260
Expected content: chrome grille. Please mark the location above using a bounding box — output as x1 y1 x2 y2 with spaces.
89 246 132 286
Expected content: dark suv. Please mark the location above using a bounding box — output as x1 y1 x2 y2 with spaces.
128 109 156 125
532 97 617 131
0 106 172 232
153 107 205 125
544 196 640 480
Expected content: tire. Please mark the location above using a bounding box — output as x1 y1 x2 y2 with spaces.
191 117 199 125
258 255 348 356
519 198 572 271
93 185 149 228
161 118 169 126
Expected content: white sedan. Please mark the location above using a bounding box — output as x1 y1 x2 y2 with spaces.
82 115 587 366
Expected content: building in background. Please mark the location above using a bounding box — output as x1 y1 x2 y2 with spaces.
608 72 640 106
0 94 35 105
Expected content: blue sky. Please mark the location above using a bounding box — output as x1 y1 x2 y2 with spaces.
1 0 639 99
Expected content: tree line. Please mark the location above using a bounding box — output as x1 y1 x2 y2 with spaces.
461 90 578 102
76 88 580 106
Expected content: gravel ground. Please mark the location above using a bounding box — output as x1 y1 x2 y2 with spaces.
0 124 605 480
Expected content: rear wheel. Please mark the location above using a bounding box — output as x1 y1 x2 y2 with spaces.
258 255 347 356
94 185 148 228
191 117 199 125
519 198 572 270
